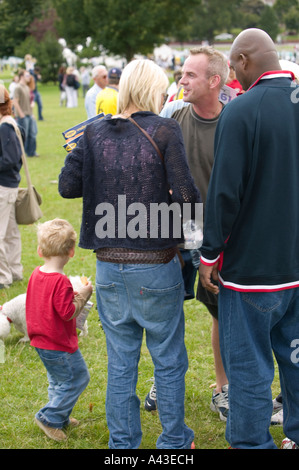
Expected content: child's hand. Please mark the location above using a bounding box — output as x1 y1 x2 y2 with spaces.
79 281 93 299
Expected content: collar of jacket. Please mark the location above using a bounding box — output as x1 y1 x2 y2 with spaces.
248 70 295 92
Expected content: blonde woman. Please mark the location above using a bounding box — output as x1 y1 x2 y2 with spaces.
59 59 201 449
65 66 79 108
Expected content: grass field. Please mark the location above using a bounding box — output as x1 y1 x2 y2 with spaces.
0 75 284 450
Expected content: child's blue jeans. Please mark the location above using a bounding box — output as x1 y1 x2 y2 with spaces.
35 348 90 429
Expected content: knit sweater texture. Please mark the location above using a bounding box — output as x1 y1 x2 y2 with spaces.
59 111 201 251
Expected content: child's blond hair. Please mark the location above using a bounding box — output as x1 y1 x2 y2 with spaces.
37 218 77 258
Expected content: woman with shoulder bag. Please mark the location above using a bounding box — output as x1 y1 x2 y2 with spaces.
0 85 24 288
59 59 201 449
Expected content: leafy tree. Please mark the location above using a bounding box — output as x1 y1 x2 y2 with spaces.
186 0 243 43
284 5 299 33
53 0 199 62
28 7 59 42
239 0 268 29
237 0 280 38
52 0 90 49
0 0 44 57
14 4 63 83
15 32 64 83
273 0 298 20
259 5 280 40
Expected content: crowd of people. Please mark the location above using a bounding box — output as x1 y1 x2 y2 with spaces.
1 28 299 450
57 63 122 119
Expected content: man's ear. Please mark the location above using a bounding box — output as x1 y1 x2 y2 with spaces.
209 74 221 89
239 53 248 69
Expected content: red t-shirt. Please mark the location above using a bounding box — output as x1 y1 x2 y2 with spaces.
226 79 243 92
26 267 78 353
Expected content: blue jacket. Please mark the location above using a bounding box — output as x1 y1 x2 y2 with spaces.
200 73 299 291
0 122 23 188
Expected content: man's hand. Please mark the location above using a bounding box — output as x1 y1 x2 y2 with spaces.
198 262 219 294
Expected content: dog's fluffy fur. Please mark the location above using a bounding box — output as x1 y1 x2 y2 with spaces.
0 276 92 342
0 294 28 342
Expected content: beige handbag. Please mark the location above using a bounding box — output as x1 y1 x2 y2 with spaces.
4 117 43 225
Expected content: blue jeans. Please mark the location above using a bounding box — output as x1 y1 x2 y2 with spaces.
35 348 90 429
17 115 37 156
219 285 299 449
96 256 194 449
34 90 43 120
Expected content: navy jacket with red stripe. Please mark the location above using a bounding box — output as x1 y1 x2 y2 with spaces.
200 72 299 292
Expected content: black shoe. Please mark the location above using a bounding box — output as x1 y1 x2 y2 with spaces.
144 380 157 412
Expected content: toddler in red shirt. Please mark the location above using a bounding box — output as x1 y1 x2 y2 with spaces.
26 218 92 441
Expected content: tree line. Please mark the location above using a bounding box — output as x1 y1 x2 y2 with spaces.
0 0 298 82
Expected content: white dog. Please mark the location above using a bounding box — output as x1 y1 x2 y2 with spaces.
0 276 92 342
0 294 29 342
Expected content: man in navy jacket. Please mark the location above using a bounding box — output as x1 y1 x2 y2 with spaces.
199 28 299 449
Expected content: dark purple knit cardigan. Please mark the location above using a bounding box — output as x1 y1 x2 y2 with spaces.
58 111 201 251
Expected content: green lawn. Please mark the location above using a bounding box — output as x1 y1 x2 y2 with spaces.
0 76 284 449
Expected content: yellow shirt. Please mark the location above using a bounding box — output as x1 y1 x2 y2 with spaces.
175 86 184 100
95 86 118 115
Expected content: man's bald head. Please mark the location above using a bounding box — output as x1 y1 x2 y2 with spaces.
229 28 281 90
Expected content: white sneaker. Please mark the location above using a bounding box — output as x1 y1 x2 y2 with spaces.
273 397 283 412
281 437 298 449
271 408 283 426
210 384 229 422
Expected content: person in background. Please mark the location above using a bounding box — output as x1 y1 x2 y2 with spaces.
198 28 299 449
226 62 243 94
65 66 80 108
84 65 108 119
145 47 230 422
80 66 91 98
167 68 183 102
59 58 200 449
13 69 38 157
0 84 24 288
8 74 19 100
58 66 67 106
26 218 92 442
32 65 44 121
24 54 35 73
95 67 121 116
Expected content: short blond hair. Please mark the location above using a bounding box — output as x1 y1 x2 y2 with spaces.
189 46 229 88
37 218 77 258
117 59 169 115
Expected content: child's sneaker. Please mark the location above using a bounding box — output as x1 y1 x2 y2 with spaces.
34 417 67 441
210 384 229 422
